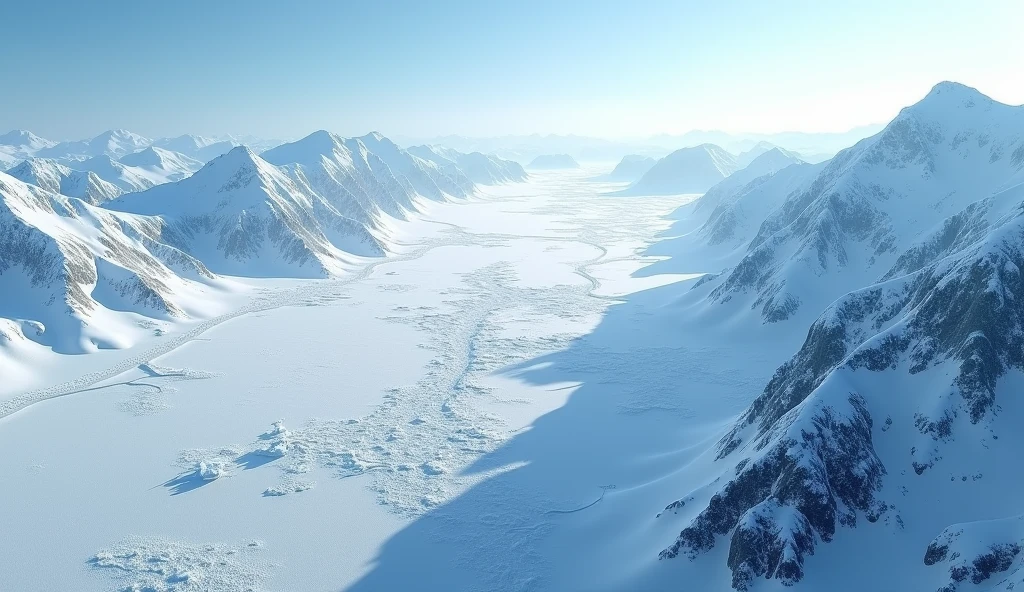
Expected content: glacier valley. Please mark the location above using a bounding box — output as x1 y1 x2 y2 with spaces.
3 81 1024 592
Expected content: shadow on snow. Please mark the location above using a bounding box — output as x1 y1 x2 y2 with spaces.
345 269 777 591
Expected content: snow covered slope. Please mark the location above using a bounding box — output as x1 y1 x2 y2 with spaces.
120 146 204 182
75 155 159 192
6 158 124 204
736 141 802 167
638 160 823 281
692 148 806 219
152 134 238 163
262 130 426 223
696 82 1024 325
105 132 511 280
355 132 473 200
107 146 380 278
0 151 19 170
39 129 153 161
0 130 56 169
618 144 739 196
408 144 528 184
2 131 199 191
656 82 1024 591
527 154 580 170
696 161 822 250
603 154 658 181
0 170 220 355
0 129 56 154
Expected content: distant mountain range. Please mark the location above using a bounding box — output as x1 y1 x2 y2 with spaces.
5 80 1024 592
601 154 657 181
613 144 742 195
647 125 885 162
0 129 526 360
394 125 882 166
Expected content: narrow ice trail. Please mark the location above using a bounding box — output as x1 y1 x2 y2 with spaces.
0 170 703 592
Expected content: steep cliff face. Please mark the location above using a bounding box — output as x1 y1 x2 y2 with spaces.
700 82 1024 325
660 168 1024 589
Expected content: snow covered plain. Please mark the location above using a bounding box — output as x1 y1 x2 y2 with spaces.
0 169 766 592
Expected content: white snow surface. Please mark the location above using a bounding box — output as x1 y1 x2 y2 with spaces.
6 82 1024 592
0 169 722 592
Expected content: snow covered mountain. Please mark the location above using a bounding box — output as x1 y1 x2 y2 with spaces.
0 130 56 168
527 154 580 170
638 158 821 280
6 158 123 204
107 146 380 278
75 155 159 193
693 148 806 218
0 152 19 170
261 130 427 224
352 132 475 201
617 144 739 196
650 126 883 162
102 132 523 279
119 146 203 182
87 129 153 159
603 154 657 181
399 133 664 164
408 145 528 184
262 130 474 227
695 81 1024 325
657 82 1024 590
696 160 822 250
0 129 56 153
152 134 238 163
39 129 153 161
0 170 220 355
735 141 802 168
0 129 526 375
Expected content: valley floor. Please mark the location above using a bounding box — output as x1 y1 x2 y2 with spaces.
0 170 780 591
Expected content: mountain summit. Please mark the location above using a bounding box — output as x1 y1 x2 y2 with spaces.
617 144 738 195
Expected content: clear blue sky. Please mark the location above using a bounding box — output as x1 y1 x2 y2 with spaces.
3 0 1021 140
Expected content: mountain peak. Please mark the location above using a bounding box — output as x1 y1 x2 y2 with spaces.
260 131 344 166
120 146 171 168
925 80 982 98
213 145 261 168
94 128 144 142
0 129 55 149
357 132 397 149
87 129 152 157
298 130 343 152
909 81 995 115
750 146 802 164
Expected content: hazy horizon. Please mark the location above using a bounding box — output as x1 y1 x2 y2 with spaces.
3 0 1021 141
6 4 1024 592
1 121 888 145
